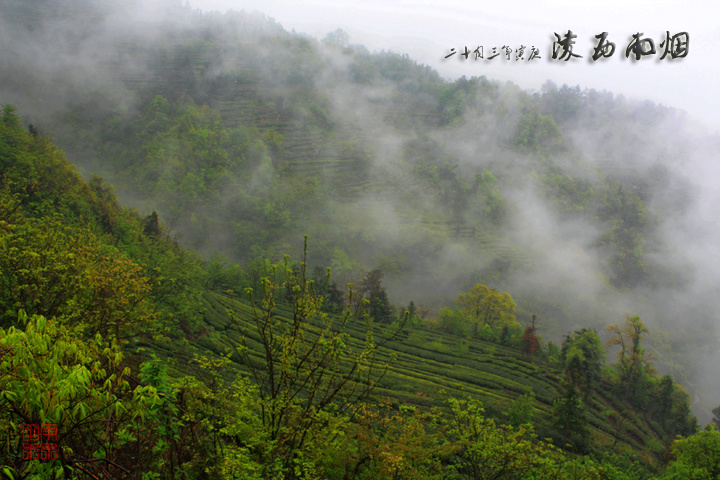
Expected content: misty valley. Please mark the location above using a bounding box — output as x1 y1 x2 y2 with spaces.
2 1 720 479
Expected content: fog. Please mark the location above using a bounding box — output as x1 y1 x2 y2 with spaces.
191 0 720 133
1 0 719 422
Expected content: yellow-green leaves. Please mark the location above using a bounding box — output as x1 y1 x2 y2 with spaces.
226 239 399 478
661 426 720 480
456 283 518 337
0 313 123 425
446 397 602 479
0 209 155 341
0 311 162 477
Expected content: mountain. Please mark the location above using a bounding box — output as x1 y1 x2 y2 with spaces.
0 108 699 476
1 1 719 478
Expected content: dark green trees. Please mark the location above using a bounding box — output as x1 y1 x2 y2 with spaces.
552 329 604 452
553 346 590 452
598 183 650 288
660 426 720 479
657 375 697 438
607 316 697 439
355 268 393 323
560 329 604 402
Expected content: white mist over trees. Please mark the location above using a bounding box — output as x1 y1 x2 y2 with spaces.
1 0 720 424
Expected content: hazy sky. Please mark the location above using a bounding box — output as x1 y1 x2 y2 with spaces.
189 0 719 132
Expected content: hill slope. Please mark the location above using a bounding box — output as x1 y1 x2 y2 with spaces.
0 104 701 478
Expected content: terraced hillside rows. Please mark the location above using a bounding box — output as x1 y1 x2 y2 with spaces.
179 290 673 456
0 4 711 475
34 13 553 294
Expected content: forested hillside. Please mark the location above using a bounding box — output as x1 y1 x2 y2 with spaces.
2 0 720 478
0 106 711 478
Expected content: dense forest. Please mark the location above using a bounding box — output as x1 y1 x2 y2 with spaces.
2 0 720 478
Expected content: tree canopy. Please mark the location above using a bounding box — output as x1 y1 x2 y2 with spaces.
456 284 517 337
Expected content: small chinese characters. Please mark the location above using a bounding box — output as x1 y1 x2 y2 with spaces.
22 424 58 461
445 31 688 63
445 45 541 62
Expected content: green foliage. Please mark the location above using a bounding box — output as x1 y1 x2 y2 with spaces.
437 75 480 125
0 311 161 478
354 268 393 323
659 426 720 480
456 284 518 337
0 211 155 340
653 376 697 439
552 350 590 453
512 111 564 153
228 237 401 479
143 210 161 237
402 300 426 328
437 307 469 337
444 397 602 479
539 82 583 125
205 250 245 293
170 355 265 478
473 171 505 225
506 391 536 428
336 401 454 479
712 405 720 430
607 315 653 409
0 103 208 340
0 104 112 230
537 162 594 213
561 329 605 401
604 316 697 442
322 28 350 48
598 182 652 288
137 357 184 474
2 1 690 333
0 11 705 475
545 341 563 369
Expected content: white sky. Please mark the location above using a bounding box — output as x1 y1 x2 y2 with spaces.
188 0 720 133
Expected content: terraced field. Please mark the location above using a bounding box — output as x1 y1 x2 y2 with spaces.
168 290 672 455
87 33 682 458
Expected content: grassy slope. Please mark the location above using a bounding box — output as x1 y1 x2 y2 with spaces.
0 4 688 466
180 289 669 459
0 104 672 468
